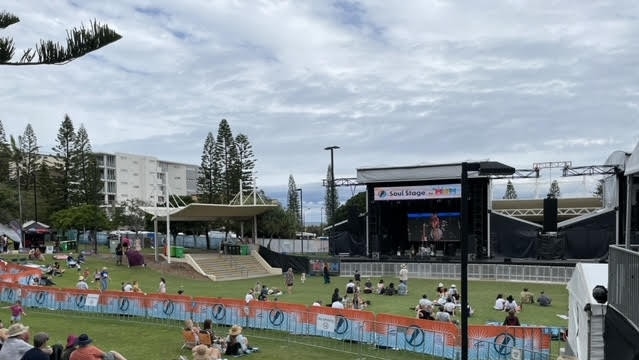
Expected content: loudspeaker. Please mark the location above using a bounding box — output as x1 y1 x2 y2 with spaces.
543 197 558 232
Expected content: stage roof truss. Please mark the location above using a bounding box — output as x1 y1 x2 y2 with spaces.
141 203 277 222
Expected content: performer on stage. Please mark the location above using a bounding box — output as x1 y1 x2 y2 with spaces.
430 213 443 241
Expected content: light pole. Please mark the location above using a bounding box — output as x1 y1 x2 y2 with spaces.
296 188 303 253
460 161 514 360
324 145 340 230
320 207 324 233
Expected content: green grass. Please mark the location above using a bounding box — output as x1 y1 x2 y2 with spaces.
3 251 570 359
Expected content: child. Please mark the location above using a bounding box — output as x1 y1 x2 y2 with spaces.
300 273 306 284
3 300 26 323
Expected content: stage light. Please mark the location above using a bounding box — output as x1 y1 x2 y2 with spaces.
592 285 608 304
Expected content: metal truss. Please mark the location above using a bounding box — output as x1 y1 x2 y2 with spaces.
493 207 602 217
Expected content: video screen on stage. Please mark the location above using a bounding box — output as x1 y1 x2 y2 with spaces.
407 212 461 243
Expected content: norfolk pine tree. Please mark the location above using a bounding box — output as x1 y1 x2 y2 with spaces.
502 180 518 199
0 10 121 65
286 175 300 226
548 180 561 198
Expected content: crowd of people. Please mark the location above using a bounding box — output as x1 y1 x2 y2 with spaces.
0 323 128 360
182 319 258 359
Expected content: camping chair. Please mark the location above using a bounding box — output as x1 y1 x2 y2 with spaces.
197 332 213 347
181 330 198 350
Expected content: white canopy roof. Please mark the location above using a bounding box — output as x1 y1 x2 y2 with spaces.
141 203 277 222
625 141 639 175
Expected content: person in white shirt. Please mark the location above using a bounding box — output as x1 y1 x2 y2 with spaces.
494 294 506 310
122 282 133 292
447 284 458 298
434 306 452 322
331 298 344 309
443 298 456 315
76 276 89 290
312 300 323 307
345 280 356 294
504 295 518 312
244 289 255 304
399 264 409 284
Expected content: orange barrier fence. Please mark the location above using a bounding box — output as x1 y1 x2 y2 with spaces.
0 263 551 360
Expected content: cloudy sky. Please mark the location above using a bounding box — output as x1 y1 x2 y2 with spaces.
2 1 639 222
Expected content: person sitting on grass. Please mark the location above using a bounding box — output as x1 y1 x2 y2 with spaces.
224 325 257 356
363 279 373 294
537 291 552 306
520 288 535 304
503 310 521 326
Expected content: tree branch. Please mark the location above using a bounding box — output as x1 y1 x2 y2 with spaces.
0 11 19 29
1 19 122 65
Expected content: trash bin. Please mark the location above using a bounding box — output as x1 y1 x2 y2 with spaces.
171 246 185 258
241 245 250 255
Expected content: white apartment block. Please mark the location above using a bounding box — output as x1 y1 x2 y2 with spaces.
95 152 199 205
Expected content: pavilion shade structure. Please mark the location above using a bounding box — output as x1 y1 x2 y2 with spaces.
142 203 277 222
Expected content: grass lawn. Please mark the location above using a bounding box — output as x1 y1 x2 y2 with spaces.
1 250 570 359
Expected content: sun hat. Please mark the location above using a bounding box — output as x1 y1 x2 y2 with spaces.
66 334 78 348
401 264 406 268
438 282 444 287
7 323 29 337
451 284 457 288
78 276 85 281
77 333 93 346
102 267 107 271
192 344 212 360
228 325 243 336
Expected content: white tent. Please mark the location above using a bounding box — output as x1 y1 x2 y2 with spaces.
566 263 608 360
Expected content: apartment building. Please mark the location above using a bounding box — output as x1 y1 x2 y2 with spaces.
95 152 199 206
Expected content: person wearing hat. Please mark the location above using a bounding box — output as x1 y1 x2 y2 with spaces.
191 344 220 360
0 323 32 359
61 335 78 360
399 264 408 285
76 276 89 290
69 334 127 360
20 332 51 360
224 325 255 356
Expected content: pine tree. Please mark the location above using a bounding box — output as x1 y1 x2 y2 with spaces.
74 125 101 205
548 180 561 198
51 114 76 210
0 10 121 65
0 120 9 181
197 132 217 203
234 133 255 193
19 124 39 190
594 180 604 199
502 180 518 199
325 164 339 224
212 119 238 204
287 175 300 224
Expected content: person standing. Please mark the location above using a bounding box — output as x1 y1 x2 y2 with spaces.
399 264 409 285
323 263 331 284
284 268 294 295
3 300 26 324
158 278 167 294
99 267 110 291
115 244 123 266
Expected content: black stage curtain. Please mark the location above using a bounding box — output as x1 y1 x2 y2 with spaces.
490 213 540 258
329 231 366 256
258 246 309 274
560 211 615 259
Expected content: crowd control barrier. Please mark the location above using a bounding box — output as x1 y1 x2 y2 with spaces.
0 262 551 360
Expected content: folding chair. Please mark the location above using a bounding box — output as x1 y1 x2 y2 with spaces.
181 330 198 350
197 332 213 347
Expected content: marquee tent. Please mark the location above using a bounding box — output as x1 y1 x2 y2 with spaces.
566 263 608 360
